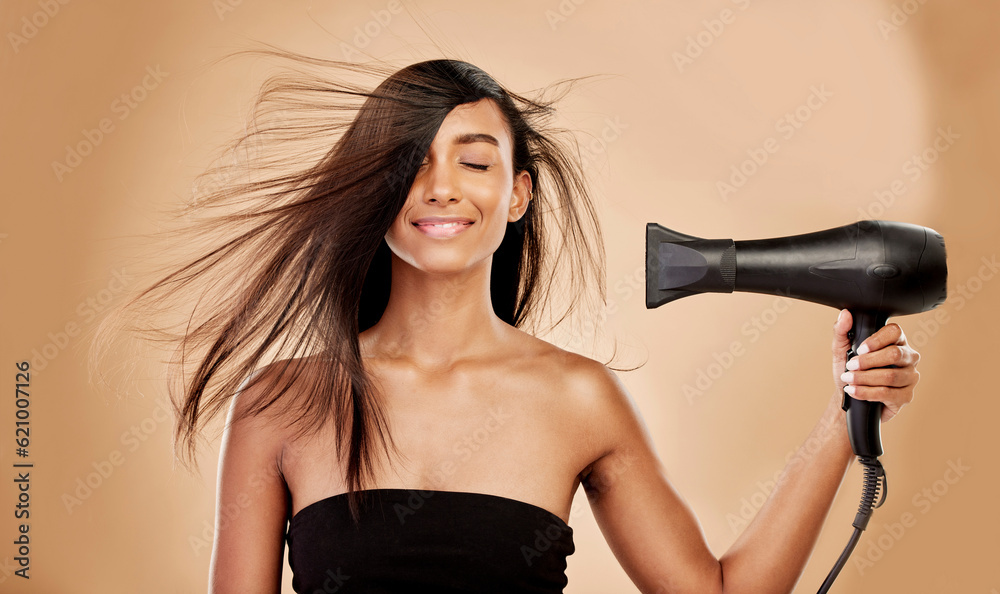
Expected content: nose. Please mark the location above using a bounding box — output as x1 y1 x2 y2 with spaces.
420 158 461 205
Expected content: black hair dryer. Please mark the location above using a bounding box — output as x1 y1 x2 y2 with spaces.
645 219 947 459
645 219 948 592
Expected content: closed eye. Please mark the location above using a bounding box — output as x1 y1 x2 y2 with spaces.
462 162 490 171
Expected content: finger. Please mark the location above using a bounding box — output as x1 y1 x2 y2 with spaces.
843 384 915 412
847 344 919 371
856 323 905 354
843 384 912 423
840 367 919 389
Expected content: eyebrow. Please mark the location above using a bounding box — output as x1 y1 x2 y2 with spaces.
452 133 500 147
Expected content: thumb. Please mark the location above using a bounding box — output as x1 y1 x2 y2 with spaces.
832 309 855 395
832 308 853 363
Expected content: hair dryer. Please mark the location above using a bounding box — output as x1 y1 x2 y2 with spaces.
644 218 947 592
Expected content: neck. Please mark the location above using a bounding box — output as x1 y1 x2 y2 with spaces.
361 252 510 371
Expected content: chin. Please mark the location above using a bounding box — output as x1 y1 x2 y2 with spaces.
412 257 478 276
388 246 462 271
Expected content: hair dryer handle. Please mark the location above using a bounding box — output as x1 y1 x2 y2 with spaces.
842 310 890 458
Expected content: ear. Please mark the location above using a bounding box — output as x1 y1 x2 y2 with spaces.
508 170 532 222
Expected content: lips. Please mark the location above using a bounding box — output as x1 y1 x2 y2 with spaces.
412 216 474 238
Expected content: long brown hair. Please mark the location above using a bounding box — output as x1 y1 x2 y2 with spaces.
92 46 619 522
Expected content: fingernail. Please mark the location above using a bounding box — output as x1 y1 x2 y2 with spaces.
844 385 856 395
837 310 846 323
857 343 870 355
846 358 860 371
841 372 854 383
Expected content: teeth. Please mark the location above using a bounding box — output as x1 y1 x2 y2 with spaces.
427 222 464 227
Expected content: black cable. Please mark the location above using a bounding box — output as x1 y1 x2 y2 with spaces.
816 458 887 593
817 527 863 593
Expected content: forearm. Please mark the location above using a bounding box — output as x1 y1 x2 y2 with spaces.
718 392 854 593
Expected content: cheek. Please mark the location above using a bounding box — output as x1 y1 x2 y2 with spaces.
474 180 512 215
482 196 513 243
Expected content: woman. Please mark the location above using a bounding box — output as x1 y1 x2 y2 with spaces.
100 53 920 593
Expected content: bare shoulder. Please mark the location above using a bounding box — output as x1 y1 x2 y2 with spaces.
513 333 644 475
219 358 323 490
229 358 311 431
520 334 632 409
222 355 337 479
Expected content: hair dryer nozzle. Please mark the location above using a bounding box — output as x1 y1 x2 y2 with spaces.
645 223 736 308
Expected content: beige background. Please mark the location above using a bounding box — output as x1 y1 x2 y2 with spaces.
2 1 998 592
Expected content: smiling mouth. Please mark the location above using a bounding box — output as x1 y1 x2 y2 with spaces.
413 222 471 228
412 221 474 237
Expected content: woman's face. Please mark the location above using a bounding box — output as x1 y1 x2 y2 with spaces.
385 99 531 276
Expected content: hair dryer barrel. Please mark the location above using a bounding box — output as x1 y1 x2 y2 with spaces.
646 219 947 317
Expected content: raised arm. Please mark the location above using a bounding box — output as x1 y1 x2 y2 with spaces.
579 310 920 593
208 365 291 594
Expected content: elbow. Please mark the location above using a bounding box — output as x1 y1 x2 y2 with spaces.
642 561 724 594
716 555 786 594
711 559 726 594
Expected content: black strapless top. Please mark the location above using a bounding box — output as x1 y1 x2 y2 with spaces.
286 488 575 593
